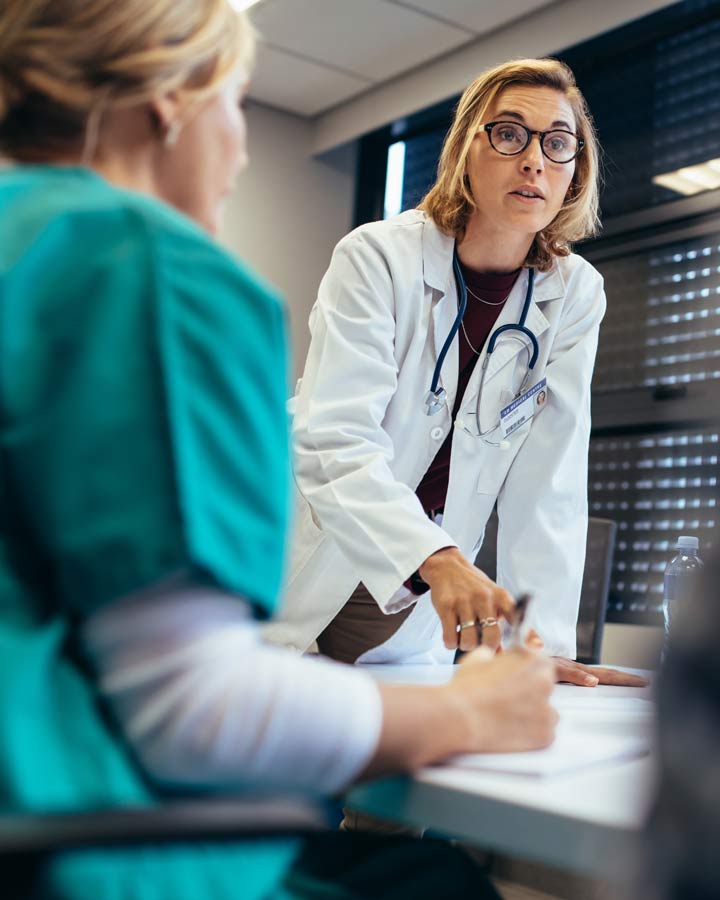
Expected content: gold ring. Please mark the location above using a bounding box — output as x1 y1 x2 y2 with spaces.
456 619 476 632
477 617 499 630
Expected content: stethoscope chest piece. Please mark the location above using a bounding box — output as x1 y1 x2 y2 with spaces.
424 387 447 416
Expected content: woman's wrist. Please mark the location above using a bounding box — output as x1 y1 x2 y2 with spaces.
362 683 475 778
418 546 462 583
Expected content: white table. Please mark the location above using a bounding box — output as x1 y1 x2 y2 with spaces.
346 666 656 879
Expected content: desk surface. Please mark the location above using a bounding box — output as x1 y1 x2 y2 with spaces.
346 665 656 878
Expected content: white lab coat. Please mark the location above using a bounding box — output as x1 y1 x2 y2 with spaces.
262 209 606 662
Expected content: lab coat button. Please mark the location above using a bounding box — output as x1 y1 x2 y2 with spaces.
430 426 444 440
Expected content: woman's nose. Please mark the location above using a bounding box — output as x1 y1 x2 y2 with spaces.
520 135 545 173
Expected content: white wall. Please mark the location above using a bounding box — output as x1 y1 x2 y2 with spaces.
602 624 663 670
221 101 357 379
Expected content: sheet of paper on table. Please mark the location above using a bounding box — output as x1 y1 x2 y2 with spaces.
448 691 654 777
360 663 655 777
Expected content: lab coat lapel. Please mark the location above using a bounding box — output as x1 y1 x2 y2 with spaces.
423 217 459 413
430 288 459 409
480 262 563 384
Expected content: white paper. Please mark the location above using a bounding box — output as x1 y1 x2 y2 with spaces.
551 695 655 738
363 665 655 777
449 728 650 777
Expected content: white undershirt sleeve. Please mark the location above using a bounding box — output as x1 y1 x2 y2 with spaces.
81 585 383 795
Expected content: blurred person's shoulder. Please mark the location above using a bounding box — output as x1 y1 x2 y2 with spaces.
0 164 283 316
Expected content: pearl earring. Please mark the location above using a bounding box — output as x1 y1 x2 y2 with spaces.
164 119 183 147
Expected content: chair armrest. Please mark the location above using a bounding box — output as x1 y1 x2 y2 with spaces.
0 797 330 856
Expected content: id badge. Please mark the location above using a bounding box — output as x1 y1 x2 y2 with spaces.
499 378 547 439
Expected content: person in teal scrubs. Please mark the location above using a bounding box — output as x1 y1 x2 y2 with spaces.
0 2 561 898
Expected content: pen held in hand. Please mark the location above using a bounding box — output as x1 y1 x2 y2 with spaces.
501 593 533 650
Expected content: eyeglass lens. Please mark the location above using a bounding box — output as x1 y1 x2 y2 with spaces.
489 122 579 163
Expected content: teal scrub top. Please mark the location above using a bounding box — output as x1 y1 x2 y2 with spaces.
0 166 295 899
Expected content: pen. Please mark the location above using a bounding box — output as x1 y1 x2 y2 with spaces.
502 593 533 650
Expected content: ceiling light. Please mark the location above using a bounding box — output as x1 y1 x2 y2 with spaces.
653 158 720 196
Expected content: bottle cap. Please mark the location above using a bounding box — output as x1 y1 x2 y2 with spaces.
676 535 699 550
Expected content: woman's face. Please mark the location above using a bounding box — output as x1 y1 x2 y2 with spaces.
464 85 578 241
157 68 249 234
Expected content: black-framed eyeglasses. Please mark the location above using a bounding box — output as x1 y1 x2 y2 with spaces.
482 121 584 164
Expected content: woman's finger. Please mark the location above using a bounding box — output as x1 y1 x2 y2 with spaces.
478 621 502 653
526 628 544 649
585 666 649 687
439 605 460 650
493 587 516 622
554 660 599 686
456 600 480 652
551 658 649 688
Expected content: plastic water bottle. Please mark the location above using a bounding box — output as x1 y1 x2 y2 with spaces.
662 535 703 657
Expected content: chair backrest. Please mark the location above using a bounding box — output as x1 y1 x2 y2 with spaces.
576 517 617 664
474 512 617 665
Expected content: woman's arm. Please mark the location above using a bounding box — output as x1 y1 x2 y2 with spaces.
83 584 557 794
82 584 384 794
293 229 455 610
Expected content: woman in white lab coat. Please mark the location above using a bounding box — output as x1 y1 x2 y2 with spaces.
263 58 643 688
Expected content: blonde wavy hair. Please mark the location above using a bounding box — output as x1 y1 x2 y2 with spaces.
419 58 601 271
0 0 255 161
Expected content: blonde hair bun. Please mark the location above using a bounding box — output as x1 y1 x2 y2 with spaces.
0 0 255 159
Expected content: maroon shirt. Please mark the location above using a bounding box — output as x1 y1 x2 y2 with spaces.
415 263 521 515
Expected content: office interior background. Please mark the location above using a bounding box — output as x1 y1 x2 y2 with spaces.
225 0 720 667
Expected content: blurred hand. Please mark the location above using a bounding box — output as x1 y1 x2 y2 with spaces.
442 647 558 753
419 547 515 653
552 658 649 688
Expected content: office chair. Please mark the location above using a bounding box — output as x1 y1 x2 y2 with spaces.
0 796 330 900
474 511 617 664
575 517 617 664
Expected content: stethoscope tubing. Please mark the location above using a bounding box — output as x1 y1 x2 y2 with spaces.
426 246 539 414
428 251 468 397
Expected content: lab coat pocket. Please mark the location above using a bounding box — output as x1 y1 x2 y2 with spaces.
475 418 532 495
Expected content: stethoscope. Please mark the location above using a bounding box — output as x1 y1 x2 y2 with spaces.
424 246 540 445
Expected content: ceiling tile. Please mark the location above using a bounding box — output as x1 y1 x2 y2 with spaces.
248 42 370 116
391 0 557 34
251 0 472 82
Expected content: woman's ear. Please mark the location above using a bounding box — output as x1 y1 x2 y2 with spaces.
149 92 182 140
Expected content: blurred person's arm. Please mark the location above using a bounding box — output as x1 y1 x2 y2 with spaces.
82 584 382 794
83 583 557 794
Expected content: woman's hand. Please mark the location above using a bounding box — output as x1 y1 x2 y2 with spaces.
552 658 649 687
365 646 557 778
442 647 558 753
419 546 514 652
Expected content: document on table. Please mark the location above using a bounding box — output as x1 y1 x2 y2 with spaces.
448 692 654 777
